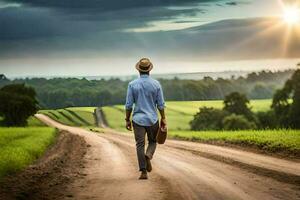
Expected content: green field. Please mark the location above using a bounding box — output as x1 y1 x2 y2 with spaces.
101 100 300 155
102 99 273 131
170 129 300 154
39 108 95 127
0 127 57 178
0 116 46 127
37 100 272 130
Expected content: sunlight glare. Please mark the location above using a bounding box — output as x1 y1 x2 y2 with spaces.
283 6 300 25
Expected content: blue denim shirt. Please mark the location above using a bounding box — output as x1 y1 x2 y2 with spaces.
125 74 165 126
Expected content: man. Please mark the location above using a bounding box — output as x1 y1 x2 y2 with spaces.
125 58 167 180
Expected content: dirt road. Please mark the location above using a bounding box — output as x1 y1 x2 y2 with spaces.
35 114 300 200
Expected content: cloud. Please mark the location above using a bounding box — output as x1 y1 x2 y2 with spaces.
0 2 21 8
1 0 299 64
0 0 228 43
226 2 237 6
2 0 222 13
1 16 299 61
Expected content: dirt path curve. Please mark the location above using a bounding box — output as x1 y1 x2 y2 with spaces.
35 114 300 200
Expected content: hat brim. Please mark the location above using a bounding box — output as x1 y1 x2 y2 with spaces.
136 62 153 72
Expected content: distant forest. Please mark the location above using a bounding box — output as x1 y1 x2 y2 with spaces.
0 70 295 109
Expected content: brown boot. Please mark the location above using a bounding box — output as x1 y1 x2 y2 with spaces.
145 156 152 172
139 170 148 180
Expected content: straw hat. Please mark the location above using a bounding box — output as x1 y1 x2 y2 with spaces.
135 58 153 72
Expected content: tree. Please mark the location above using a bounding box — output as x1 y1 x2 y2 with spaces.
190 107 228 130
287 69 300 128
256 111 277 129
223 92 254 121
271 87 291 127
271 69 300 128
0 84 38 126
222 114 257 130
250 83 273 99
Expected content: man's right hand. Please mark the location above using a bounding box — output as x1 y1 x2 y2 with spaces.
161 118 167 129
126 120 132 131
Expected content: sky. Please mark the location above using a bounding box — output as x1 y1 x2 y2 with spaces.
0 0 300 77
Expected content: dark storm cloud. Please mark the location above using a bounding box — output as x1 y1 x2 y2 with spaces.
2 0 277 62
2 17 300 61
0 6 202 41
0 0 231 42
2 0 221 12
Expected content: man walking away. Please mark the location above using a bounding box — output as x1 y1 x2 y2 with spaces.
125 58 167 180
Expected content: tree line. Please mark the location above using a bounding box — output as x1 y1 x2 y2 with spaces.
190 68 300 130
0 69 295 109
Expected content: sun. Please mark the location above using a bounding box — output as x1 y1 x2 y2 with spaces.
283 6 300 25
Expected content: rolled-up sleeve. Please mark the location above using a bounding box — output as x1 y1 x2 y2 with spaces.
156 84 165 110
125 84 134 110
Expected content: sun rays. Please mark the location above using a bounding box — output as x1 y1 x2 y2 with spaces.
280 1 300 57
226 0 300 59
283 5 300 25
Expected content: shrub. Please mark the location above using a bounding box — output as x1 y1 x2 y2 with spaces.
190 107 228 131
222 114 257 130
256 110 277 129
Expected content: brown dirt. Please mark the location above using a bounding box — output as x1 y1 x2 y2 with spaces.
8 113 299 200
0 131 87 200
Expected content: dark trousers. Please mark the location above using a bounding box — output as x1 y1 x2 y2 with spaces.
133 121 159 171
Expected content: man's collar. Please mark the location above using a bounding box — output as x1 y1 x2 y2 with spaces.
140 74 149 78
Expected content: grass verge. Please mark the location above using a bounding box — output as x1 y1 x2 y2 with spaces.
0 127 57 179
169 129 300 156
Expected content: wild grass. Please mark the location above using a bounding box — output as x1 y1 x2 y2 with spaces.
169 129 300 154
0 127 57 178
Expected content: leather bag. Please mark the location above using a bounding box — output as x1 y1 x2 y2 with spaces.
156 122 167 144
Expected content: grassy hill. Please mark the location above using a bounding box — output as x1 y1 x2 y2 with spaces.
39 108 95 127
